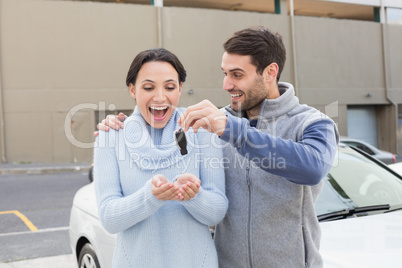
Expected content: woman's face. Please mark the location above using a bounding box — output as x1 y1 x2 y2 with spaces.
129 61 182 129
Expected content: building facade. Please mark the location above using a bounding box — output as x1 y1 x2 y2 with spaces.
0 0 401 163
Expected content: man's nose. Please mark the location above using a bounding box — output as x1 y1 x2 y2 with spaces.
223 76 234 91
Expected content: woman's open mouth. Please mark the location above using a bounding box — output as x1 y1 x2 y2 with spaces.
149 106 169 121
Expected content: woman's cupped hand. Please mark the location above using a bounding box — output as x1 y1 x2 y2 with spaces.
151 173 200 201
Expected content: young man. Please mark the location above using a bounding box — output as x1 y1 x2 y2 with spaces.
97 26 338 268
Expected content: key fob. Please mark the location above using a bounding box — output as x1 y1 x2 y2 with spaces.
174 128 188 155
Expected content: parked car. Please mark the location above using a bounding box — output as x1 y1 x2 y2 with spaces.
88 163 94 183
70 144 402 268
69 181 115 267
317 144 402 267
388 162 402 176
340 136 396 164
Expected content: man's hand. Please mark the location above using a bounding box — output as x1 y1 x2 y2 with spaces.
94 112 127 136
173 173 201 201
151 174 179 201
178 100 227 136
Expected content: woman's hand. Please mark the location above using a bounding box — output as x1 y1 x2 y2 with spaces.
151 174 179 201
174 173 201 201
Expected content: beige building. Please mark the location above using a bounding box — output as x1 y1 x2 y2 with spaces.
0 0 401 163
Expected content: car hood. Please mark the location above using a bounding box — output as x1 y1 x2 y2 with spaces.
320 210 402 268
72 183 99 219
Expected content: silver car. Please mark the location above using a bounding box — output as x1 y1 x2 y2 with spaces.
70 144 402 268
340 136 396 164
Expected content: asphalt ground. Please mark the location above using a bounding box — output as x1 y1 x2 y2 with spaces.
0 162 91 268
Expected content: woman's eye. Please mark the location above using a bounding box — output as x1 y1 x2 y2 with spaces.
143 87 153 90
166 86 176 90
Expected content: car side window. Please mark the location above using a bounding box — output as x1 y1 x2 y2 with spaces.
356 144 374 155
345 142 375 155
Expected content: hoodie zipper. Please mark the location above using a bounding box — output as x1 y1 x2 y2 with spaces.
246 161 253 268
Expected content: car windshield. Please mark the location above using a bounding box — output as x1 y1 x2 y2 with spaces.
316 145 402 218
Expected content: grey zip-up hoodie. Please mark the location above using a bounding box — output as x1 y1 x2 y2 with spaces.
214 82 339 268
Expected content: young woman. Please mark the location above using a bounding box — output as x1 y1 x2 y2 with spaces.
94 48 228 268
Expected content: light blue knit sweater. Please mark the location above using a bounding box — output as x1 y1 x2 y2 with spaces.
94 107 228 268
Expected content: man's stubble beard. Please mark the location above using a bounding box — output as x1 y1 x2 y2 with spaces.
230 76 268 115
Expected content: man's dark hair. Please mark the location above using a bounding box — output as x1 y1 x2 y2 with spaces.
126 48 187 86
223 26 286 81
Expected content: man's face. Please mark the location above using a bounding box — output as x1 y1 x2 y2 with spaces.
221 52 268 113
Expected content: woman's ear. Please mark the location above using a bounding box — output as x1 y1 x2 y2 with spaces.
263 63 279 83
129 83 136 99
178 82 183 95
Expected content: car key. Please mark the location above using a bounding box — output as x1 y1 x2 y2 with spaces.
174 128 188 155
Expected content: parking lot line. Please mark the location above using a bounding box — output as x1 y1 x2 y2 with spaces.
0 210 38 232
0 226 69 237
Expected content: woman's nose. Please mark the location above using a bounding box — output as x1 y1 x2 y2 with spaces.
153 88 166 102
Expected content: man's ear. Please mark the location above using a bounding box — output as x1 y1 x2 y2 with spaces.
129 83 136 99
263 63 279 82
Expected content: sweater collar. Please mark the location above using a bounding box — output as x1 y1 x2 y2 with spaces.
123 107 191 171
224 82 299 119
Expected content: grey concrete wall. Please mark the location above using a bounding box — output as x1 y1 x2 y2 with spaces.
161 7 294 108
387 24 402 100
0 0 400 162
295 17 387 106
0 0 157 163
